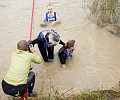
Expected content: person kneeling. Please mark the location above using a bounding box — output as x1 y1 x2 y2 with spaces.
58 40 77 68
2 40 42 99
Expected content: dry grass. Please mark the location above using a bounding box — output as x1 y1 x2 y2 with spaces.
88 0 120 35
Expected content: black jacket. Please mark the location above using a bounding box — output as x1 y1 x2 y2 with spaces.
58 47 67 64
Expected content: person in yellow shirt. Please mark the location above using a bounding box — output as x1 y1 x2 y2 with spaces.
2 40 42 98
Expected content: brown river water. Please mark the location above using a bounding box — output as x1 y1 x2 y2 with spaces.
0 0 120 99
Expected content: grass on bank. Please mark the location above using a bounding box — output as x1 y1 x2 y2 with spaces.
86 0 120 35
8 79 120 100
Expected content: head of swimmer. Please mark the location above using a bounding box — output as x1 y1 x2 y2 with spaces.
47 4 53 14
66 40 77 51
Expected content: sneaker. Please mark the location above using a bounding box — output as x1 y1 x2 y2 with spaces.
28 93 33 97
21 90 28 100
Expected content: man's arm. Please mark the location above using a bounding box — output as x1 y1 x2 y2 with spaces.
29 44 42 64
51 14 61 25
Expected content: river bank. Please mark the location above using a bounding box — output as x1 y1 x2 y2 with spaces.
1 0 120 100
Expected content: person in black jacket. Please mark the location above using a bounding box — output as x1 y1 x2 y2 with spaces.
58 40 77 68
30 29 65 62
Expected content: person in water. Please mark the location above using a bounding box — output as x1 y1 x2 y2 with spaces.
58 40 77 68
2 40 42 99
30 29 65 62
40 4 61 26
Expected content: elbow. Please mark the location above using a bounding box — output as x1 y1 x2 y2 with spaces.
59 19 61 23
56 18 61 23
37 58 43 64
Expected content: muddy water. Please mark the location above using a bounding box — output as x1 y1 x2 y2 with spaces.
1 0 120 99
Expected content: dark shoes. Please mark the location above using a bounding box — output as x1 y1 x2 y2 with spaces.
48 58 54 62
28 93 38 97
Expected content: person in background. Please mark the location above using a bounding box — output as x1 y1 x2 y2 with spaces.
58 40 77 68
30 29 65 62
40 4 61 26
2 40 42 99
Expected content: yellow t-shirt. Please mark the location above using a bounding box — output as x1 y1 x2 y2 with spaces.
4 49 42 86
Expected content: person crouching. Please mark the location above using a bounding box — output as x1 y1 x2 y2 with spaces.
58 40 77 68
2 40 42 99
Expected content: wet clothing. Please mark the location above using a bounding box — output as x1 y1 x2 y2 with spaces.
43 12 59 22
58 47 74 64
2 72 35 96
2 49 42 96
37 44 54 62
46 12 56 21
4 49 42 86
64 49 73 59
31 30 65 62
36 30 60 48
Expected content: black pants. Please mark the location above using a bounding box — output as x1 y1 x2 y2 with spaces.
38 43 54 62
2 72 35 96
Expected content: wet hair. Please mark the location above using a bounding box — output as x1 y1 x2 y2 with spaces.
47 32 60 43
52 34 59 42
66 40 75 49
17 40 28 51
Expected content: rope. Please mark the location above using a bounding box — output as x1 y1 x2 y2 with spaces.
30 0 35 40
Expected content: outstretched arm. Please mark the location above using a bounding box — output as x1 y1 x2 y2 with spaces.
40 14 46 25
56 15 61 23
31 33 43 46
60 53 67 68
40 18 46 24
59 40 65 45
51 14 61 25
31 37 40 46
29 44 42 64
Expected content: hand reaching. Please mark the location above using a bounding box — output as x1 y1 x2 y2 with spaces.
50 21 57 25
29 44 34 53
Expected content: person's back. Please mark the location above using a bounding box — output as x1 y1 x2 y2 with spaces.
4 49 41 85
2 40 42 99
